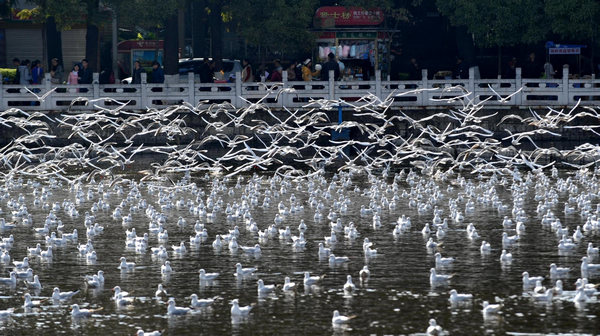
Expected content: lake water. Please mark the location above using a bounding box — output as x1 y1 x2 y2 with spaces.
0 169 598 335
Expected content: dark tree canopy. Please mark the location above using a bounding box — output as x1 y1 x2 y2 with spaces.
231 0 319 55
6 0 600 74
435 0 548 48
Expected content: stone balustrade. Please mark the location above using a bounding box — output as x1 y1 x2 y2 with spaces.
1 67 596 112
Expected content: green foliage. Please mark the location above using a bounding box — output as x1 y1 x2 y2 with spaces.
436 0 600 48
436 0 547 48
24 0 89 29
232 0 320 54
0 68 17 82
21 0 181 31
15 7 40 20
545 0 600 40
107 0 181 29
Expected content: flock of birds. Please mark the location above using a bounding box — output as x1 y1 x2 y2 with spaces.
2 85 600 183
0 87 598 334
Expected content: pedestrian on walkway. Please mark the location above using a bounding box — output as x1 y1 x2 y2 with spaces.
18 60 31 85
150 61 165 84
79 59 93 84
320 53 340 81
301 59 319 81
242 59 254 82
50 58 64 84
132 60 144 84
31 60 44 84
12 58 20 84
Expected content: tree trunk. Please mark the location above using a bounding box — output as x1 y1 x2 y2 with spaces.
85 23 100 73
178 8 185 57
192 0 207 58
208 1 223 70
85 0 100 73
591 33 595 76
45 16 62 68
455 26 475 67
164 13 179 75
497 46 502 78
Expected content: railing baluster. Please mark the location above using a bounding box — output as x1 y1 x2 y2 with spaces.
2 67 599 111
141 73 148 108
562 66 570 105
0 76 3 110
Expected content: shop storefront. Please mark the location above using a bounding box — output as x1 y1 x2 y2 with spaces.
313 6 394 81
117 40 164 78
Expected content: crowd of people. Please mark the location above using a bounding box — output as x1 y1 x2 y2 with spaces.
213 52 555 84
2 51 580 88
130 60 165 84
456 52 556 80
235 53 344 84
503 52 556 79
390 50 561 81
6 56 170 86
9 57 96 86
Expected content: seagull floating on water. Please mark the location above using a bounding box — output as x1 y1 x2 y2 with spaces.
230 298 253 317
331 310 356 325
71 304 102 318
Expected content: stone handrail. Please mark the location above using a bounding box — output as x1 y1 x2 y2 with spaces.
1 67 597 111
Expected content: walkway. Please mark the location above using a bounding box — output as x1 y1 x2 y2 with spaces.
0 67 595 111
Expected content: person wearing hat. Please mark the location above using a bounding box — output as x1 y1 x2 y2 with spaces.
150 60 164 84
301 58 320 81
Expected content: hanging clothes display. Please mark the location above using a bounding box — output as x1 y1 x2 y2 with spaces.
342 45 350 58
349 45 357 58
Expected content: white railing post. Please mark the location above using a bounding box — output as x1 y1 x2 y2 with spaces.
281 70 288 108
0 77 4 110
468 67 475 103
328 70 335 100
43 73 52 110
260 75 266 95
515 67 522 105
375 70 382 101
141 73 148 108
187 72 194 105
93 73 100 100
235 71 242 108
562 66 569 105
420 69 428 106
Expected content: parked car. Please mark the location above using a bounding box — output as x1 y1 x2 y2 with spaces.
121 59 242 83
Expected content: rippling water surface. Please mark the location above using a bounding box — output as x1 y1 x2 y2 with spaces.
0 170 598 335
